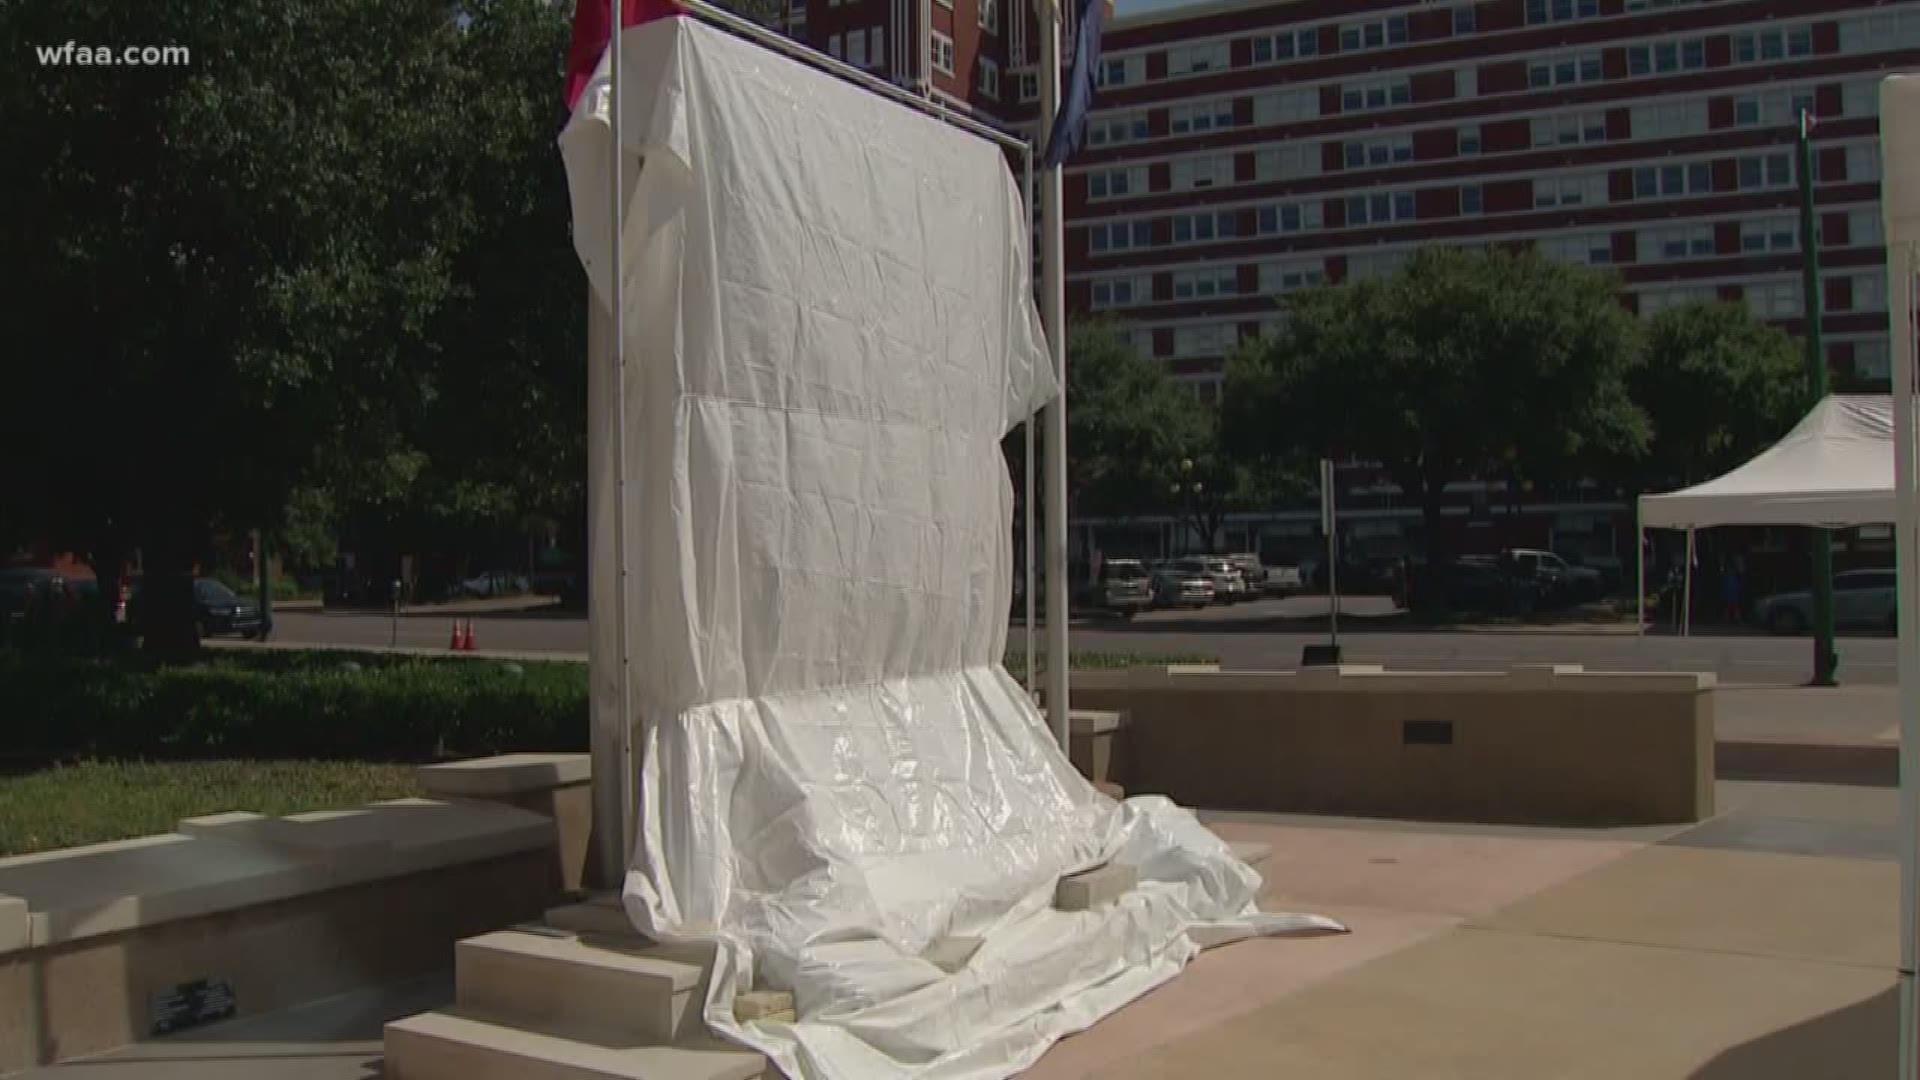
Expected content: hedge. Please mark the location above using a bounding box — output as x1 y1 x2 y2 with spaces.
1 646 1213 764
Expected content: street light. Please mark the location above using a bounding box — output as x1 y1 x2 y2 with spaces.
1169 458 1204 553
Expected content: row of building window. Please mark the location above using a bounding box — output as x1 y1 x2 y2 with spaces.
1085 210 1886 303
825 27 885 71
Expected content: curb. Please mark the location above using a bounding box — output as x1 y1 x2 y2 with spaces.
1716 737 1898 787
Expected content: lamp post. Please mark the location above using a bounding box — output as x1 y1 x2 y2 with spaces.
1798 107 1839 687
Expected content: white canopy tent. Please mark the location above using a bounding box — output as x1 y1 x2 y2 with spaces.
1634 394 1894 635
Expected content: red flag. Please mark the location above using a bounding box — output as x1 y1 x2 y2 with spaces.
564 0 686 111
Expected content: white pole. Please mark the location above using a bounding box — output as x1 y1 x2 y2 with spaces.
1635 519 1645 637
591 0 635 891
1039 1 1069 747
1321 458 1338 647
1892 241 1919 1079
1682 527 1694 638
1023 150 1037 693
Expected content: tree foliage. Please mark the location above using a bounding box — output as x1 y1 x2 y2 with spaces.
1631 300 1806 491
1228 247 1647 571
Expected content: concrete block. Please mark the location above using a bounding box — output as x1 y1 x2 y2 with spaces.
384 1009 769 1080
921 935 982 973
1055 862 1137 912
734 990 794 1022
1227 840 1272 867
418 753 593 799
0 894 28 955
457 929 703 1046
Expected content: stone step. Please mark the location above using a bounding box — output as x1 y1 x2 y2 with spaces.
384 1010 768 1080
456 929 705 1046
1227 840 1273 866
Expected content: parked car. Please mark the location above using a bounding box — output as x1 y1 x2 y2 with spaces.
461 570 530 598
0 567 62 629
1404 559 1540 616
1499 548 1604 606
1756 568 1897 635
1170 556 1248 604
130 577 268 639
1262 564 1305 595
1082 558 1154 619
1225 554 1268 594
1149 561 1214 609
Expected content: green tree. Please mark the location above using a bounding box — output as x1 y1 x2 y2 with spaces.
1629 300 1804 492
0 0 581 651
1229 247 1647 582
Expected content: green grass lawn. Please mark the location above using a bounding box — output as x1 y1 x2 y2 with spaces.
0 760 422 858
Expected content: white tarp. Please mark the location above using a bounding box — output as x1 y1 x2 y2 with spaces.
1639 395 1895 530
560 17 1339 1080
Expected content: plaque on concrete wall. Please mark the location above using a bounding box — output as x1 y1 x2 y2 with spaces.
148 977 236 1036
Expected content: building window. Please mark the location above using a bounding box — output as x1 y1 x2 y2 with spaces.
1631 101 1708 139
1627 37 1707 76
1740 216 1799 253
1017 71 1038 102
1733 90 1817 127
1255 89 1319 124
1736 152 1794 191
827 33 842 59
1734 26 1815 64
1170 211 1240 244
1855 271 1888 311
1841 10 1920 53
1454 5 1476 33
1347 249 1412 280
1529 51 1602 88
1086 167 1145 199
1088 113 1150 146
1259 260 1325 293
1844 80 1881 118
1639 284 1717 314
1341 78 1412 112
1745 280 1803 318
1633 161 1713 198
1171 154 1233 191
1172 267 1239 299
1848 143 1883 184
1532 112 1607 147
1458 125 1482 154
1626 0 1698 9
1460 184 1484 214
846 29 867 66
1534 173 1606 208
1638 225 1714 262
1538 233 1613 265
1171 323 1237 357
1090 276 1150 309
1255 145 1318 181
1258 201 1325 234
978 57 1000 98
1527 0 1599 23
1344 135 1414 168
1344 191 1417 225
1165 42 1229 76
931 32 954 75
1339 15 1408 52
1856 340 1892 380
1087 220 1153 253
868 27 883 69
1251 28 1319 63
1169 99 1237 135
1851 208 1886 248
979 0 999 34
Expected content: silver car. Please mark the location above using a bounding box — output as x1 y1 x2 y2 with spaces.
1757 568 1897 635
1172 556 1248 604
1150 561 1214 609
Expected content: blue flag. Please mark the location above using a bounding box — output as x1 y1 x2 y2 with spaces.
1042 0 1114 168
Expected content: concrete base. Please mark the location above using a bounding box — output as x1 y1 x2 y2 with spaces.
1055 863 1138 911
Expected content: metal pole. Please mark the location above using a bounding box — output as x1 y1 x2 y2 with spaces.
1635 522 1645 637
253 528 273 641
1682 527 1694 638
1039 1 1069 748
1023 149 1037 693
1892 242 1919 1080
590 0 636 892
1322 458 1339 648
1800 108 1839 686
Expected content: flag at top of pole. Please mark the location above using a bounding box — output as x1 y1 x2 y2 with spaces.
1042 0 1116 168
564 0 685 110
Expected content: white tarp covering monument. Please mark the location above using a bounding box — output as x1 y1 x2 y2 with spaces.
559 16 1341 1080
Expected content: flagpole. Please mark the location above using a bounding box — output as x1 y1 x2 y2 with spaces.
1039 0 1069 750
594 0 636 891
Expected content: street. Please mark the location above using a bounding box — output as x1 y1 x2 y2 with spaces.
268 595 1899 686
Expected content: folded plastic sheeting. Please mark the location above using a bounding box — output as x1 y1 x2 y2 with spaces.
560 18 1342 1080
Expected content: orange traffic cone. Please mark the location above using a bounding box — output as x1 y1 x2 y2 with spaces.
449 620 463 651
461 618 477 652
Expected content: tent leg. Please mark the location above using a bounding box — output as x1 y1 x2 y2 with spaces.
1682 528 1695 638
1635 526 1645 638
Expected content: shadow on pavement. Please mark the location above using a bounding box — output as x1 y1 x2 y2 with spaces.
1689 986 1895 1079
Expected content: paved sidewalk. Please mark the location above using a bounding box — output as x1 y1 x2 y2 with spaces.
20 781 1901 1079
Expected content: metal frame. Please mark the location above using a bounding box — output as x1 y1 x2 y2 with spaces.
591 0 1064 890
